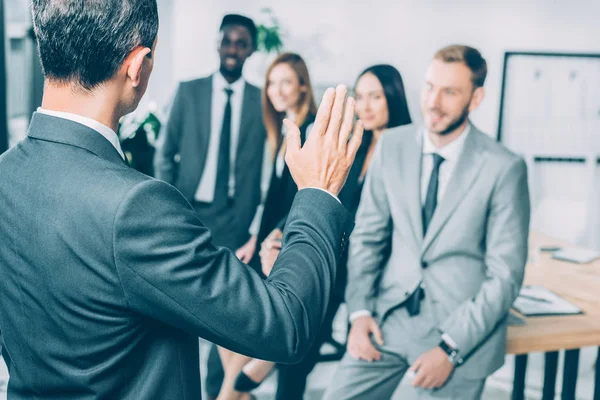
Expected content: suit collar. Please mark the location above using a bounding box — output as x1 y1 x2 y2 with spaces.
212 72 245 94
36 108 125 160
422 123 471 164
26 112 129 167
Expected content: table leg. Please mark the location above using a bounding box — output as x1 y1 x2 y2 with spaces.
561 349 580 400
542 351 559 400
513 354 528 400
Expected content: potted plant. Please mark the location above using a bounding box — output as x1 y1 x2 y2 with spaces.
117 101 162 176
245 7 284 86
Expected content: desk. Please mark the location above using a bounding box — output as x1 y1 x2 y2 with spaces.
507 232 600 400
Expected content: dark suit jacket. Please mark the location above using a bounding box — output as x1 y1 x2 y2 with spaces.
0 113 352 399
153 75 266 246
256 115 316 247
274 131 373 295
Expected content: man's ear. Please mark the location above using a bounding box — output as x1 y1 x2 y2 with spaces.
125 46 152 88
468 86 485 112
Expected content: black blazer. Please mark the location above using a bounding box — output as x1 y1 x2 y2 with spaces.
338 130 374 220
271 130 374 295
335 130 374 297
250 114 316 272
0 113 353 399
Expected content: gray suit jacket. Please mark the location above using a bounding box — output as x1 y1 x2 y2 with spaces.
153 76 265 242
346 123 530 378
0 113 352 399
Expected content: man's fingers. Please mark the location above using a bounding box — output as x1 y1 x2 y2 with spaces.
338 97 356 150
370 322 384 346
283 119 302 156
346 120 364 159
412 370 426 387
409 357 423 373
362 339 381 361
324 84 347 142
312 87 336 137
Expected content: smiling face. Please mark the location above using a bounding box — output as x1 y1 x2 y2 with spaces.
420 59 483 135
354 72 389 132
218 24 254 80
266 62 306 115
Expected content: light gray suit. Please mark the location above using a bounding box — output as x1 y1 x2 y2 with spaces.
326 123 530 399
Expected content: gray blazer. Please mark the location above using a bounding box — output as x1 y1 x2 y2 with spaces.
153 76 265 235
0 113 353 399
346 123 530 378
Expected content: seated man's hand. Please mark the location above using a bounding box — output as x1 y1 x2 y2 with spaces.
409 346 454 389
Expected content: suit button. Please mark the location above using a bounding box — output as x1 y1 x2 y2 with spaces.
421 262 428 268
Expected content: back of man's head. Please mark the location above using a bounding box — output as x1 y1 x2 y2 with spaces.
32 0 159 91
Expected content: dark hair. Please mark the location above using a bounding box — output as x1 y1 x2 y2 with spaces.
356 64 412 128
32 0 159 91
434 45 487 88
220 14 257 47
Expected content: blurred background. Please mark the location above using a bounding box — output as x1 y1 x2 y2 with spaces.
1 1 600 399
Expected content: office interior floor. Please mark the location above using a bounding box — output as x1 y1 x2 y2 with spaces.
1 305 596 399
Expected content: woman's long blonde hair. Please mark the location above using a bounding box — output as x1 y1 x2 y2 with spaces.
262 53 317 159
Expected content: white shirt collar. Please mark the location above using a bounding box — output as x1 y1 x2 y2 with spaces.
37 108 125 160
213 72 245 94
422 123 471 163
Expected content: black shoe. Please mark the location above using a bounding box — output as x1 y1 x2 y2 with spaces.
234 371 261 392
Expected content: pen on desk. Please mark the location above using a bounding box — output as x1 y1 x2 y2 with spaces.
519 294 552 304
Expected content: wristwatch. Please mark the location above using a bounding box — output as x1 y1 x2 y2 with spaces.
439 339 463 366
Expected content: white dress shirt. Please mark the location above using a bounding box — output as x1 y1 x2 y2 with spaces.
349 124 471 345
37 108 125 160
420 124 471 206
194 73 245 202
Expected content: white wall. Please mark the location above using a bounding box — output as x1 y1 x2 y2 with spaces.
153 0 600 248
156 0 600 136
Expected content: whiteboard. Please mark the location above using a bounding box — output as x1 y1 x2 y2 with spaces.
497 52 600 158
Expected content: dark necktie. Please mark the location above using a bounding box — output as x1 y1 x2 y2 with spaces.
216 88 233 200
422 153 445 235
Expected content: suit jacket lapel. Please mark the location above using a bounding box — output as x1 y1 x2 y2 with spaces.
421 127 486 254
27 112 128 166
401 129 425 247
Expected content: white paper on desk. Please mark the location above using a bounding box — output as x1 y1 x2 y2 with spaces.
512 285 582 317
552 247 600 264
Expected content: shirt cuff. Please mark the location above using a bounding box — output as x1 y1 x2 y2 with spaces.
441 333 459 350
303 187 341 204
349 310 372 323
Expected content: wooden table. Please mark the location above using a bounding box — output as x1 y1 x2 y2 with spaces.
507 232 600 400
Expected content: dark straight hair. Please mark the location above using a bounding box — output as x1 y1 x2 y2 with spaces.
32 0 159 91
356 64 412 128
0 0 8 153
